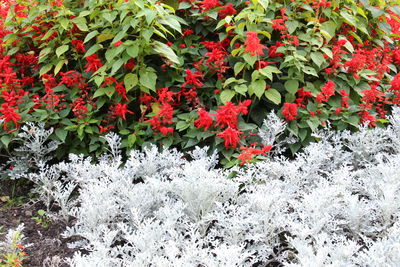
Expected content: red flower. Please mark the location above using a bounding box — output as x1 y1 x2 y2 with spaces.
215 100 251 129
111 103 133 120
114 40 123 47
115 82 129 101
71 40 86 53
244 32 266 56
84 54 103 73
218 3 237 18
0 103 21 131
316 81 336 104
199 0 222 11
268 41 285 57
282 103 297 121
238 145 272 165
160 126 174 135
194 109 213 130
179 44 186 48
217 127 243 149
125 59 135 70
182 69 204 88
183 29 194 36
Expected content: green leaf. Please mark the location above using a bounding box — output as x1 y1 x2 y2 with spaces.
127 134 136 147
159 15 182 34
1 135 11 148
124 73 138 90
56 45 69 58
310 52 325 67
93 87 114 98
139 69 157 91
55 128 68 142
303 66 318 77
178 1 191 9
321 47 333 59
265 88 281 105
84 44 102 57
234 62 246 76
320 21 336 42
251 79 266 98
284 80 299 94
340 11 358 26
60 18 69 30
54 59 66 75
220 89 236 103
126 45 139 58
306 117 320 131
84 30 99 43
234 84 247 95
96 33 114 43
152 41 180 64
258 0 269 9
111 58 125 75
259 66 281 81
40 64 53 76
243 53 257 66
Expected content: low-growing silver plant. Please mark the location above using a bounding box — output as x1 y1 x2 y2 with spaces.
13 107 400 266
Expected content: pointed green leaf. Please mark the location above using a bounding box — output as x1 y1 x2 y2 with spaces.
220 89 236 103
152 41 180 64
265 88 281 105
124 73 138 90
56 45 69 57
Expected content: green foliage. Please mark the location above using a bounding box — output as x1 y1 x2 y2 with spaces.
0 0 399 165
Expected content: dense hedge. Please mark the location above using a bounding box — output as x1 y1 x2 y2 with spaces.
1 0 400 165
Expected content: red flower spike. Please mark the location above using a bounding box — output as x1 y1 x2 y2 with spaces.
282 103 298 121
217 127 243 149
84 54 103 73
111 103 133 120
194 109 213 131
244 32 266 56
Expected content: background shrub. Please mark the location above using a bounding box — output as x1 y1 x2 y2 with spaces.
1 0 400 165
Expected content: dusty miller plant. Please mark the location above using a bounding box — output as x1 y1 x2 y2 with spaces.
22 107 400 266
5 122 60 180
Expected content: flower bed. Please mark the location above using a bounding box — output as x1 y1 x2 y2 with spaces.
1 0 400 165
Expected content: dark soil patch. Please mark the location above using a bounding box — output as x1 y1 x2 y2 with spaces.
0 201 83 266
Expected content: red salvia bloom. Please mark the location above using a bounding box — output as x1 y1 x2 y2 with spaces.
0 103 20 130
115 82 129 101
217 127 243 149
159 126 174 135
114 40 123 47
282 103 298 121
111 103 133 120
218 3 237 18
194 109 213 130
182 69 204 88
215 100 251 129
71 40 86 53
244 32 266 56
84 54 103 73
199 0 222 11
238 144 272 165
316 81 336 103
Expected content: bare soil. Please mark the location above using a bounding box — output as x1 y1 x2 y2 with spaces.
0 200 82 266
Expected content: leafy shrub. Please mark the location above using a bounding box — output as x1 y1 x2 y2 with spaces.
1 0 400 164
20 107 400 266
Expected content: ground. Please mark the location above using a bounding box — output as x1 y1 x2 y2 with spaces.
0 181 81 266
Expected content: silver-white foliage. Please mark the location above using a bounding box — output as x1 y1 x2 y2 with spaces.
27 107 400 266
5 122 60 180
